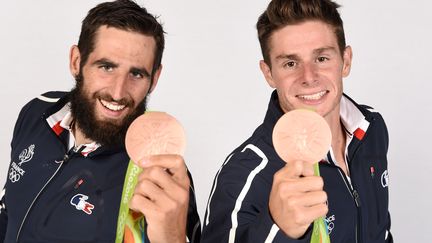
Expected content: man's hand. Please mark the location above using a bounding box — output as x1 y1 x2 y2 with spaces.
129 154 189 243
269 160 328 239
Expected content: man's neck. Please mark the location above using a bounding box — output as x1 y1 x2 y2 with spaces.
72 122 94 147
326 111 349 175
331 120 348 175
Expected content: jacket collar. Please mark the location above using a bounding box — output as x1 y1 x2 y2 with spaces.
42 93 124 157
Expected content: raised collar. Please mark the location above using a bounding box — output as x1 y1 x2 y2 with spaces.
340 95 370 141
45 102 101 157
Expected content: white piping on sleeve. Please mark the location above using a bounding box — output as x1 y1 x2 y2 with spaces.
0 188 5 213
264 224 280 243
205 153 234 226
228 144 269 243
37 95 60 103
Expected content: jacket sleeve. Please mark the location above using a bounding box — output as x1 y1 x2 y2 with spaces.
186 169 202 243
0 186 7 242
381 113 393 243
201 150 312 243
385 212 393 242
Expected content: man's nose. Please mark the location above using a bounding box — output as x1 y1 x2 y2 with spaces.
300 63 318 86
110 75 128 100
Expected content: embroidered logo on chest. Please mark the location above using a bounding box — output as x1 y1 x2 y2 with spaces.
70 194 95 215
8 144 36 183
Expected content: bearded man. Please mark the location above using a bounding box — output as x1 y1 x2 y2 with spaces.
0 1 201 242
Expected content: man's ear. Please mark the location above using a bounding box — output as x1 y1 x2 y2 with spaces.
342 45 353 78
69 45 81 78
149 64 162 93
260 60 276 88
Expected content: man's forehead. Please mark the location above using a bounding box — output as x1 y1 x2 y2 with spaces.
90 26 156 66
268 21 340 57
93 25 156 45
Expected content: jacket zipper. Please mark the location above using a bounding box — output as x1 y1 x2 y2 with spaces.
326 149 362 243
346 116 376 243
335 167 361 243
16 147 82 242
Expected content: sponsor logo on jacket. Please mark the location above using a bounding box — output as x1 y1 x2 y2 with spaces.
381 170 389 188
9 144 35 183
70 194 95 215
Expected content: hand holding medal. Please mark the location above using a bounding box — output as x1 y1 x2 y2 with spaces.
272 109 331 243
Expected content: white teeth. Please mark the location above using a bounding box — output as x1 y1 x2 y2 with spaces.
99 99 126 111
298 91 327 100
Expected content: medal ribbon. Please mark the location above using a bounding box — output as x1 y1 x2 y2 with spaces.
310 162 330 243
115 160 145 243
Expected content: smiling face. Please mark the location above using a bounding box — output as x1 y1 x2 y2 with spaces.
260 20 352 122
69 26 161 146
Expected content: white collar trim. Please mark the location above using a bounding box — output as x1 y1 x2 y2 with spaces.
340 96 369 136
47 103 101 156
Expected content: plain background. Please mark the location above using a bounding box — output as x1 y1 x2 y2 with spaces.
1 0 431 242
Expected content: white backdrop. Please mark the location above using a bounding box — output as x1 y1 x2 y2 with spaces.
1 1 431 242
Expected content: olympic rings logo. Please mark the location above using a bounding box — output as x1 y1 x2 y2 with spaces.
9 168 21 183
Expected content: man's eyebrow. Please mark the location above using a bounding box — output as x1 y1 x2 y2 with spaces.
130 67 151 78
93 58 119 68
313 47 338 55
275 53 300 61
274 47 338 61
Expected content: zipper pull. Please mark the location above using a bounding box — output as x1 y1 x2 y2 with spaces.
61 145 85 164
62 153 71 163
353 190 361 207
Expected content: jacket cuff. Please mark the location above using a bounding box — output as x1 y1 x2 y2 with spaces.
273 224 312 243
256 207 311 243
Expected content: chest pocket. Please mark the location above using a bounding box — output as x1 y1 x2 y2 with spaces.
28 170 109 243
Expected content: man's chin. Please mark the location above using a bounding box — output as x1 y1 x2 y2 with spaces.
97 117 126 127
90 122 127 146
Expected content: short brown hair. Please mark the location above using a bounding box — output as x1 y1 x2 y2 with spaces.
257 0 345 66
77 0 164 83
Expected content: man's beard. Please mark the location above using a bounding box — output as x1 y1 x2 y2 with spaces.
69 77 147 147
